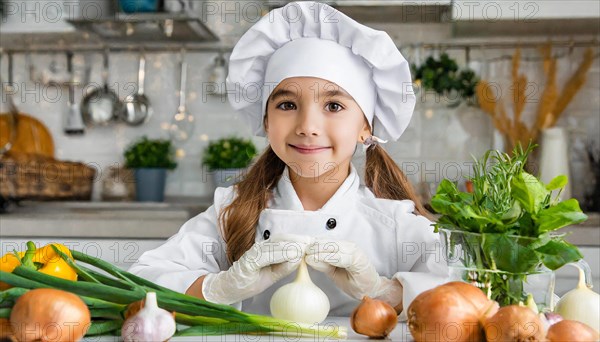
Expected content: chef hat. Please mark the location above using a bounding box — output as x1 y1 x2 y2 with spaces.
226 1 416 141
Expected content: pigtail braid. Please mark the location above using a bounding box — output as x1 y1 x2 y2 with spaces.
364 144 430 217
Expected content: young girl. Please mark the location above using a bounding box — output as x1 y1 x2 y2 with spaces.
129 1 448 320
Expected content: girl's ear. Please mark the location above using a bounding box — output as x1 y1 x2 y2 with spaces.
357 120 371 143
263 112 269 133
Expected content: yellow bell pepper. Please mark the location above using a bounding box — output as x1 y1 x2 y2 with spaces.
0 243 78 289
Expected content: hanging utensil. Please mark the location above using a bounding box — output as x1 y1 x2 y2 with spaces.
169 49 194 142
0 52 54 158
0 52 18 155
81 48 124 127
122 51 152 126
64 51 85 135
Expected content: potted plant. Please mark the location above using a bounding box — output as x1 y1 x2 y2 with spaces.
412 53 479 107
124 136 177 202
431 144 588 310
202 136 257 188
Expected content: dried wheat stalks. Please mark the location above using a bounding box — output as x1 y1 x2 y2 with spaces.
551 47 595 127
477 80 508 136
511 48 531 148
512 48 528 125
476 46 595 153
532 44 558 140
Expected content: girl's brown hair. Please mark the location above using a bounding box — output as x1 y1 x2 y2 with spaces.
219 143 428 264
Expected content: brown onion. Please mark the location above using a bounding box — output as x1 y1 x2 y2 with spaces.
408 281 498 342
0 318 14 339
350 296 398 338
484 305 544 342
546 320 599 342
10 288 91 342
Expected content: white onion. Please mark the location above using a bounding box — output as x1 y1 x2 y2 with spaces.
270 259 330 324
555 264 600 333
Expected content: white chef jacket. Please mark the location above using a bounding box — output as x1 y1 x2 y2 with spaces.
129 164 448 320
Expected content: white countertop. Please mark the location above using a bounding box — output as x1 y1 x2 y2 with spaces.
0 201 598 246
84 317 415 342
0 200 211 239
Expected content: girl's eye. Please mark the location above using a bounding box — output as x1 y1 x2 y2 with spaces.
276 102 296 110
326 102 344 112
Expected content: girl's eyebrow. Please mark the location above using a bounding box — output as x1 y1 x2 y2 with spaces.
322 89 352 100
269 89 297 102
269 88 352 102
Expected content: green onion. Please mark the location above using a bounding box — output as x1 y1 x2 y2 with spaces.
11 267 146 303
0 307 10 319
0 244 348 339
50 245 101 284
86 320 123 336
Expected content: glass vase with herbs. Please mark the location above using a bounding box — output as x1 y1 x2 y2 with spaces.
431 144 588 310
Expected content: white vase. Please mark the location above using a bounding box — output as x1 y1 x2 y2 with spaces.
539 127 571 200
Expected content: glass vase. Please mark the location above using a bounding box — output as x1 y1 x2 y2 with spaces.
439 228 556 311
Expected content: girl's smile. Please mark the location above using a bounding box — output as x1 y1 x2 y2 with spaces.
288 144 332 154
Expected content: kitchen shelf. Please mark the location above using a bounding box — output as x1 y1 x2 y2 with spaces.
266 0 452 23
0 11 221 52
67 12 219 43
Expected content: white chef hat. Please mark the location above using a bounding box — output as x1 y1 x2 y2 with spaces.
226 1 416 142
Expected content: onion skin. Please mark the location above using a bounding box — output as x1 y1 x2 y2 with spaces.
484 305 544 342
408 281 498 342
555 266 600 333
546 320 599 342
10 288 91 342
350 296 398 338
0 319 14 339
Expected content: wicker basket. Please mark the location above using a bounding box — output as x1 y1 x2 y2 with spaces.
0 153 96 201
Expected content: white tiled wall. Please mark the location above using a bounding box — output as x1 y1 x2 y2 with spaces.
1 3 599 203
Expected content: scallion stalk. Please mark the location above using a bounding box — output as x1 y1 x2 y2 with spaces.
86 320 123 336
0 307 10 319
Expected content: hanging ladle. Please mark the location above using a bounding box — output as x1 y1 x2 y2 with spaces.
81 48 124 127
122 51 151 126
169 48 194 142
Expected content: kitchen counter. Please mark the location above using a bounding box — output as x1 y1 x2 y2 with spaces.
0 198 212 239
84 317 415 341
1 201 598 246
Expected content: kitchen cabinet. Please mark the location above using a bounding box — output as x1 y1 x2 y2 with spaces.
0 0 77 33
452 0 600 21
451 0 600 36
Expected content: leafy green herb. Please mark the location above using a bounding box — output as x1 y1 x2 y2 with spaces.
431 144 587 306
202 137 257 171
124 136 177 169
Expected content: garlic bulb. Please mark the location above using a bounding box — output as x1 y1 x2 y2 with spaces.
270 259 330 324
122 292 177 342
555 263 600 333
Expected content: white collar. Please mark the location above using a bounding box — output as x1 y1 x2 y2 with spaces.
272 164 360 212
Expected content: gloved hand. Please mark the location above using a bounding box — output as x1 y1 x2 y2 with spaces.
202 234 313 305
305 239 403 308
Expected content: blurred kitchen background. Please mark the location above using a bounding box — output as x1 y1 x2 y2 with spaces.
0 0 599 294
1 0 599 202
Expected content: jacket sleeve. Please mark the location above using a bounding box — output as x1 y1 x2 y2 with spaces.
128 187 234 295
391 201 449 321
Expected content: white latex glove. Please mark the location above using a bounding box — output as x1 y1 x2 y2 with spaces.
202 234 313 305
305 239 403 308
